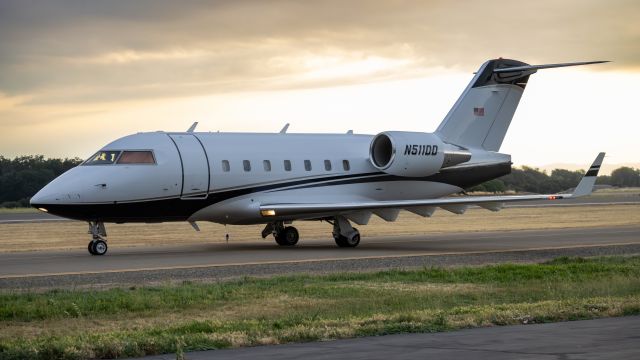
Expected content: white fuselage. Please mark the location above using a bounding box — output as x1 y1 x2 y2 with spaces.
30 131 511 224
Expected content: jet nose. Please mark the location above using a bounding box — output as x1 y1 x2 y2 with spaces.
30 178 73 207
29 186 57 210
29 192 41 207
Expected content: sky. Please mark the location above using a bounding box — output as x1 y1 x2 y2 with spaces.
0 0 638 169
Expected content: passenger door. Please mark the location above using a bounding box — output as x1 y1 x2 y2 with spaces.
169 134 210 199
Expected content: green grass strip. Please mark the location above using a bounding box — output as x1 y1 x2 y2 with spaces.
1 256 639 359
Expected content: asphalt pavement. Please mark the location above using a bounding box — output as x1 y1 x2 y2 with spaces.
1 224 638 290
134 316 640 360
1 225 638 277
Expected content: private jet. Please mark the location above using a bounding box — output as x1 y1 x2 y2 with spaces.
31 58 607 255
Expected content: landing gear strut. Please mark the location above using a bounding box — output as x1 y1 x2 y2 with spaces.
262 221 299 246
331 216 360 247
87 221 108 255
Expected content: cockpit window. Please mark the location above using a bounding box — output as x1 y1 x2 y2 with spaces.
83 151 121 165
117 151 156 164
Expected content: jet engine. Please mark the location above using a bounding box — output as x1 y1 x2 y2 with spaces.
369 131 471 177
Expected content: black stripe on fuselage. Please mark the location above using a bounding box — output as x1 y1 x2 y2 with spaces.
33 162 511 223
33 172 380 222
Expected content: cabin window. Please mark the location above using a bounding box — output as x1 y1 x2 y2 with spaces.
263 160 271 172
83 150 122 165
324 160 332 171
343 160 350 171
243 160 251 172
284 160 292 171
117 151 156 164
222 160 230 172
304 160 312 171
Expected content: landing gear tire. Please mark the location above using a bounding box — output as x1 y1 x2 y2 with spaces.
275 226 299 246
88 240 97 255
334 227 360 248
89 239 108 256
87 221 108 255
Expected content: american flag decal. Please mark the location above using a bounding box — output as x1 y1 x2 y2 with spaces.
473 107 485 116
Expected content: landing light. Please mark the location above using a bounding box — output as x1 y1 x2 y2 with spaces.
37 207 48 213
261 209 276 217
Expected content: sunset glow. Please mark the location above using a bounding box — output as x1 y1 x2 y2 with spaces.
0 0 638 168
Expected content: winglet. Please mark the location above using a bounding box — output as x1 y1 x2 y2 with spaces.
279 123 290 134
572 152 606 197
187 122 198 133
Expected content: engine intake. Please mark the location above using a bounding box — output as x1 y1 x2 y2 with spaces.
369 131 470 177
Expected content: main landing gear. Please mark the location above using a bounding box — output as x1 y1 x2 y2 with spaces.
262 221 299 246
87 221 108 255
262 215 361 248
330 215 360 247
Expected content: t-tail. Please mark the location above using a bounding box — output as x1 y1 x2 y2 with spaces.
435 59 608 151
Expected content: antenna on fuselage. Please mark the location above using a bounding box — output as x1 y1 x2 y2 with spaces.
279 123 290 134
187 122 198 133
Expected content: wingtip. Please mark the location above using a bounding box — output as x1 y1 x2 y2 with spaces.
572 152 606 197
592 152 606 167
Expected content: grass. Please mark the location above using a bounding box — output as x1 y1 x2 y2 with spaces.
1 256 640 359
1 203 639 252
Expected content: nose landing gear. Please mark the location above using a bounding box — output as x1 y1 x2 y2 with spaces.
87 221 108 255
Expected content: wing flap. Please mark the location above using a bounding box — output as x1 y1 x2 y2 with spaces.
406 206 436 217
260 193 561 218
441 204 468 214
259 153 604 219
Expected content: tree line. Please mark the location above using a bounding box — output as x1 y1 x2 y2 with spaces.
469 166 640 193
0 155 638 207
0 155 83 207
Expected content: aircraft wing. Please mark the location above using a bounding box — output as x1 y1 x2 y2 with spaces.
260 153 605 219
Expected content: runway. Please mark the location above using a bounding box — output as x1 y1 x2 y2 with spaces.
1 225 639 290
136 316 640 360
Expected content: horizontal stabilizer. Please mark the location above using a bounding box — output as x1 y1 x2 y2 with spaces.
493 61 609 73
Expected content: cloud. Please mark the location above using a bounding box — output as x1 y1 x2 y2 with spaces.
0 92 30 111
0 0 638 106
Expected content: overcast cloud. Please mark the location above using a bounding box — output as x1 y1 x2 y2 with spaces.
1 0 638 105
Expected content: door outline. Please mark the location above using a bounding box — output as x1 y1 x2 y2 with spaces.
168 134 210 200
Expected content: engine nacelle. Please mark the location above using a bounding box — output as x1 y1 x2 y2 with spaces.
369 131 471 177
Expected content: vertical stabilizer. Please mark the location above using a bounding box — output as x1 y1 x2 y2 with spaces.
435 59 607 151
435 59 532 151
